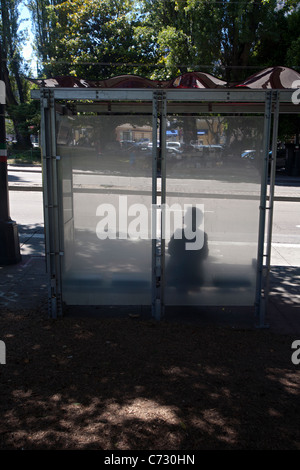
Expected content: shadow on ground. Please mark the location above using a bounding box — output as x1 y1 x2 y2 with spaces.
0 223 46 311
269 266 300 300
0 309 299 450
17 223 45 255
267 266 300 335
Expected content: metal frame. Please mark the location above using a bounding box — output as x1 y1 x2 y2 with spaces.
151 91 160 320
160 92 167 320
254 91 273 327
40 89 63 318
33 87 298 323
263 91 280 326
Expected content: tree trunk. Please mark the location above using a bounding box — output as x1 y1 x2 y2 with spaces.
11 117 32 149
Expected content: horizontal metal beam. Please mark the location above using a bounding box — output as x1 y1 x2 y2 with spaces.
165 88 300 105
31 88 155 101
165 89 271 102
58 102 300 115
75 103 153 114
166 103 267 114
31 87 300 114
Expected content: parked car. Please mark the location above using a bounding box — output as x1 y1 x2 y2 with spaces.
120 140 136 149
166 141 181 150
241 149 256 160
148 141 183 156
240 148 286 170
190 143 223 154
135 138 150 150
166 142 183 158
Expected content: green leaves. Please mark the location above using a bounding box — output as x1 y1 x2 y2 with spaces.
23 0 300 82
27 0 147 79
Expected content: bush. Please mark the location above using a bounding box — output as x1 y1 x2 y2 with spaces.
7 146 41 164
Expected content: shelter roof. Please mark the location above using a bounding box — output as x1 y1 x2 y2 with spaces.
235 66 300 89
29 66 300 90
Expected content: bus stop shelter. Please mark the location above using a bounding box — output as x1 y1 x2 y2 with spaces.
31 67 300 326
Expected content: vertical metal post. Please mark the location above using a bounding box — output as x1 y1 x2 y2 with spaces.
151 90 166 321
160 93 167 319
255 90 273 327
40 89 62 318
264 91 280 320
151 92 160 320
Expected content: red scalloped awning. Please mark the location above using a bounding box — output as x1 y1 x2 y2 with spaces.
165 71 227 88
234 66 300 89
28 71 227 89
29 67 300 89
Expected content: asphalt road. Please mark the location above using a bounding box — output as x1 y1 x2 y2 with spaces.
7 165 300 267
8 165 42 187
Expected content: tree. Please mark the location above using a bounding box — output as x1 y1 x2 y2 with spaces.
218 0 278 82
250 1 300 70
135 0 222 79
27 0 69 76
137 0 299 82
0 0 34 147
28 0 146 79
27 0 300 83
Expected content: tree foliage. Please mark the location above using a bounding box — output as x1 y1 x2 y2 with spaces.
137 0 300 82
26 0 300 82
27 0 64 76
2 0 299 147
27 0 147 79
0 0 37 147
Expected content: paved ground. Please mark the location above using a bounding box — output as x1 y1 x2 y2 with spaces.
1 164 299 335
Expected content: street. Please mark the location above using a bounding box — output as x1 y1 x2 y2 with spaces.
8 165 42 188
7 165 300 267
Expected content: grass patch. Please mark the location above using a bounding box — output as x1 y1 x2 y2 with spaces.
7 147 42 165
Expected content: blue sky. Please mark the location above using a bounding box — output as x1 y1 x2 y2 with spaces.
19 3 36 74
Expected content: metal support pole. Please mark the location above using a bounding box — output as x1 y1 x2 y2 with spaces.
0 59 21 265
41 89 62 318
264 91 280 320
151 91 166 321
151 92 160 320
255 91 273 328
160 92 167 320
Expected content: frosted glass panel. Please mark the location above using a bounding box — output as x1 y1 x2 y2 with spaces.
57 115 153 305
164 115 264 306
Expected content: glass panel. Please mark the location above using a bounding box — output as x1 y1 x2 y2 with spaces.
164 115 264 306
57 114 153 305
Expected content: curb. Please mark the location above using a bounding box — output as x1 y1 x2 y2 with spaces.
7 185 300 201
9 185 43 191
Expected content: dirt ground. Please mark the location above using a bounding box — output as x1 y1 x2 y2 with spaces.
0 307 299 450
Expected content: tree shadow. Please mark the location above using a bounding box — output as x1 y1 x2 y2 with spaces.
8 174 22 183
269 266 300 300
274 174 300 188
0 223 46 310
17 223 45 256
267 266 300 334
0 311 299 450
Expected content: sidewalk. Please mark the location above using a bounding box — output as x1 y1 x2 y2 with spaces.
1 225 299 334
0 227 48 313
7 163 300 199
2 165 300 334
